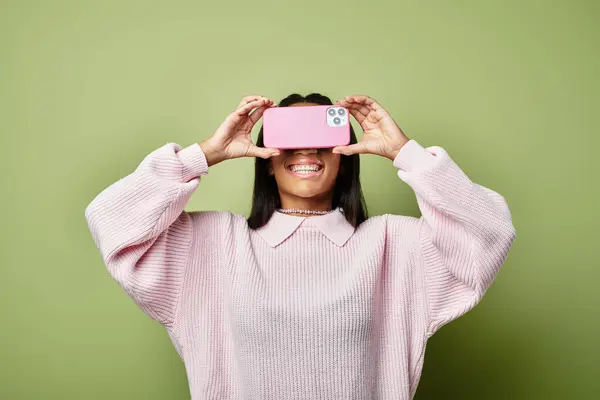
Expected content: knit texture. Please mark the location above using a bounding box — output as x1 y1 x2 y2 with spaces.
84 139 516 399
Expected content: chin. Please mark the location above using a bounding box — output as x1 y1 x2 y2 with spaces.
279 179 333 199
289 185 328 199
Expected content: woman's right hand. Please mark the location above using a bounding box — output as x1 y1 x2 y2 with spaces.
200 95 280 166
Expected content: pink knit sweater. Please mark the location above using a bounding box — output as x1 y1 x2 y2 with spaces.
84 139 516 399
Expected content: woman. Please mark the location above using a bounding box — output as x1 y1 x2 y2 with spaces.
85 93 516 399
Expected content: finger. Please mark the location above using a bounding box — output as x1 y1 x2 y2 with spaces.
344 105 371 126
335 99 353 110
345 100 388 124
249 103 275 124
332 143 367 156
344 103 370 118
335 100 367 122
347 107 366 124
344 95 384 112
250 99 277 126
237 95 265 108
339 98 369 114
344 95 372 105
248 145 280 159
237 96 275 111
235 98 269 116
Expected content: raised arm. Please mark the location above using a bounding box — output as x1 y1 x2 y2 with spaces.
84 95 280 326
84 142 208 325
392 140 516 334
334 94 516 335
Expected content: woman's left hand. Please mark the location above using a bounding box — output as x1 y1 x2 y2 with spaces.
333 95 410 160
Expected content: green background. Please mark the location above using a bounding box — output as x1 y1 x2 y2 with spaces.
2 0 598 398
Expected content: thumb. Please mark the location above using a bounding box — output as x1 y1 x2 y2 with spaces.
332 143 366 156
248 145 280 159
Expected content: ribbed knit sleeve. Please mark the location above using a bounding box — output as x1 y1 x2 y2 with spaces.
392 140 516 334
84 142 209 326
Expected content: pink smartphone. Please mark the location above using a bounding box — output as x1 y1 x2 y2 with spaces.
262 105 351 149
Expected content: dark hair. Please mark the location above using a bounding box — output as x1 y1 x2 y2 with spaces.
247 93 368 229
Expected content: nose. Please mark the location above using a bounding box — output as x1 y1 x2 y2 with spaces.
293 148 318 155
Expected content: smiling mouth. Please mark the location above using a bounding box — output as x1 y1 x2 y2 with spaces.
286 164 324 177
288 164 322 172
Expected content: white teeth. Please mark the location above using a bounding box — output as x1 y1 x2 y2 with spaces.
289 165 321 173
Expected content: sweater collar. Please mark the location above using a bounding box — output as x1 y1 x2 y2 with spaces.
256 208 355 248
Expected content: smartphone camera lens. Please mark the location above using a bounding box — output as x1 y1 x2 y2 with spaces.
328 108 336 116
338 108 345 116
333 117 341 125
